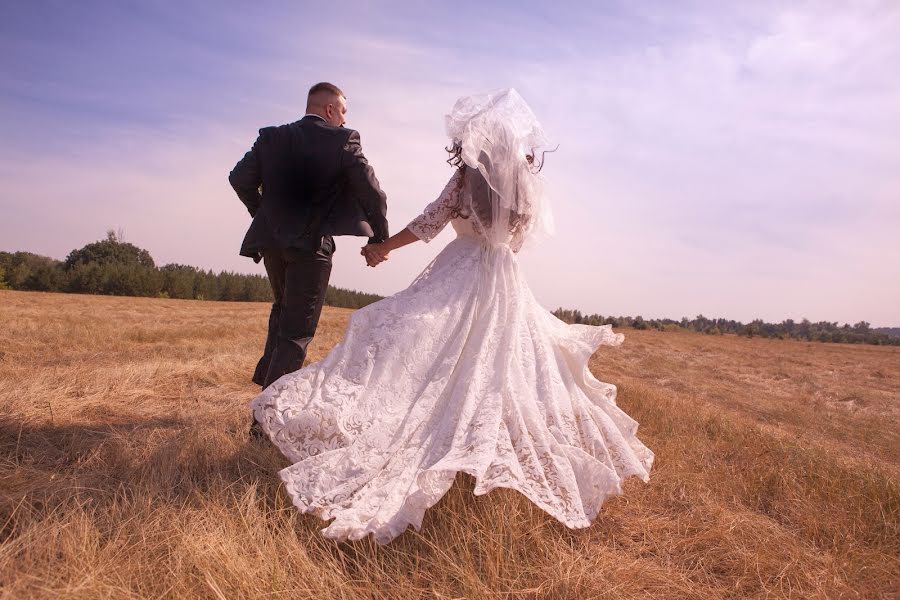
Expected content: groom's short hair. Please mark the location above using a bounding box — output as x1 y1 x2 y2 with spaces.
307 82 345 105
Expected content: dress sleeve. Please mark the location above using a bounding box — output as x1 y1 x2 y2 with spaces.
406 170 463 243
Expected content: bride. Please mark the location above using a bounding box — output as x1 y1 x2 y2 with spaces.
251 88 654 544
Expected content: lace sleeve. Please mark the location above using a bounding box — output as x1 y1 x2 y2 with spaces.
406 170 463 243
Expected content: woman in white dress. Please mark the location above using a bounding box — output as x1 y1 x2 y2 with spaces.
251 89 654 544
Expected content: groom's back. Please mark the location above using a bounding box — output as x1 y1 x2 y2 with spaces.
231 114 388 260
247 115 384 254
257 118 348 233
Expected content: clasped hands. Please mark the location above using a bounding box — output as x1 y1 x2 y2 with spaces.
361 243 389 267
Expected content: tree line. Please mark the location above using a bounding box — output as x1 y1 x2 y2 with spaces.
3 233 893 345
551 308 899 346
0 232 383 309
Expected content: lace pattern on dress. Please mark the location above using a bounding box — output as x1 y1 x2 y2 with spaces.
251 223 653 544
406 169 464 243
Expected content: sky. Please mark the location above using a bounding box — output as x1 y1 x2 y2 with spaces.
2 0 898 326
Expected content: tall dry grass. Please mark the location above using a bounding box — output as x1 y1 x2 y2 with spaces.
0 289 897 599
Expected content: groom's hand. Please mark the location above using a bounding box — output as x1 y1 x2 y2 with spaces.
361 244 389 267
361 245 385 267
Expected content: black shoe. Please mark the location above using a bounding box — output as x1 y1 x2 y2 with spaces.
249 418 266 441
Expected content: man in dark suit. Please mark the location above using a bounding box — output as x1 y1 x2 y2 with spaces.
229 82 389 410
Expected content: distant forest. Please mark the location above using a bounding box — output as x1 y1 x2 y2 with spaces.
2 232 896 346
551 309 900 346
0 232 381 310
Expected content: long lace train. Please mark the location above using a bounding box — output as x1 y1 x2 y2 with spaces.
251 236 654 543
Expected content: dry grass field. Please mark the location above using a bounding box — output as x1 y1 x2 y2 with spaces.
0 289 897 599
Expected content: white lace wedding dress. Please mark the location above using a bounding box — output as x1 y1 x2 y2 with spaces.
251 170 654 543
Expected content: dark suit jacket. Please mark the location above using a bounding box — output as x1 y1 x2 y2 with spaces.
229 115 389 261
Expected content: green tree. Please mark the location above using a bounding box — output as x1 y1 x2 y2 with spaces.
65 263 104 294
853 321 871 335
160 264 198 299
64 230 155 270
193 270 219 301
24 262 64 291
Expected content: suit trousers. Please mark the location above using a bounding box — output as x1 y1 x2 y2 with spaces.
253 237 334 388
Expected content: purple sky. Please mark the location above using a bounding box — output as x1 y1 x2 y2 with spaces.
2 1 898 325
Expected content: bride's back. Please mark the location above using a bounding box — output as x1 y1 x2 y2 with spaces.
457 153 535 251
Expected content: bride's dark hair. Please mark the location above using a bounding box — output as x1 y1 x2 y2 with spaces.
445 141 464 168
446 140 553 173
443 136 556 235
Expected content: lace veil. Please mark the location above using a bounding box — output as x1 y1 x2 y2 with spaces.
445 88 554 248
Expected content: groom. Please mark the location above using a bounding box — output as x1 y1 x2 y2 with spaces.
229 82 389 399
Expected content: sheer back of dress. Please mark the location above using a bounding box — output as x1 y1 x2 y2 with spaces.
446 89 553 251
405 89 554 252
459 161 532 251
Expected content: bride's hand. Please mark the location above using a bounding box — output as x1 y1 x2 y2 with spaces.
361 243 389 267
